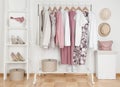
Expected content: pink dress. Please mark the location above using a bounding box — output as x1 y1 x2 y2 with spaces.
60 11 76 65
69 11 76 65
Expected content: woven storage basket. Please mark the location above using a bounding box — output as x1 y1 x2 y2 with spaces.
9 69 25 81
41 59 57 72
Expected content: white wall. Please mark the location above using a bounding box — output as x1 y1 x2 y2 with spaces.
0 0 120 73
0 0 4 73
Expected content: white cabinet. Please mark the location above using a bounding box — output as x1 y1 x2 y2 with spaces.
3 0 30 80
95 51 117 79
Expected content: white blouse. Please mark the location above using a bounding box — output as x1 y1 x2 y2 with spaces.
75 10 88 46
64 11 71 46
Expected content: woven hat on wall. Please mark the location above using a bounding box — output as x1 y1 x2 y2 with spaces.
100 8 111 21
98 23 111 37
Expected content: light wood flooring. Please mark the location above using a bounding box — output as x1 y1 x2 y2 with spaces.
0 74 120 87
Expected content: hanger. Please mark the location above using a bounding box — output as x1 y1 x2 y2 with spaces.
59 6 62 11
83 7 89 12
53 6 57 12
76 6 83 12
64 6 69 11
48 6 52 11
71 6 76 11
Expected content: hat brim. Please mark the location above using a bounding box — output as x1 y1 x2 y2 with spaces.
100 8 111 21
98 23 111 37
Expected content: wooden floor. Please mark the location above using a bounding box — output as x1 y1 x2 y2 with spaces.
0 74 120 87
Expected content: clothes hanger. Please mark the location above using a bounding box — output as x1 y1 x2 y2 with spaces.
53 6 57 12
48 6 52 12
59 6 62 11
64 6 69 11
83 7 89 12
76 6 83 12
71 6 76 11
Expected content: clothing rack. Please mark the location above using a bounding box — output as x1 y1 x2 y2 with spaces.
33 1 95 85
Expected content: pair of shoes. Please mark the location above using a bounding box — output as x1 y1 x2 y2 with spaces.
11 52 18 61
11 35 25 44
16 52 25 61
17 36 25 44
11 35 18 44
11 52 25 61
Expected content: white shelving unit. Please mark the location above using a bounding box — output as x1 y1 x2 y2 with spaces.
3 0 30 80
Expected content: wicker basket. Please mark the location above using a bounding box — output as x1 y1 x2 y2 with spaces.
9 69 25 81
41 59 57 72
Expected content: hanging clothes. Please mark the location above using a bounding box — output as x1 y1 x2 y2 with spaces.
60 47 70 64
36 6 95 65
68 10 76 65
60 10 71 64
64 11 71 46
36 8 44 46
73 12 89 65
75 10 88 46
50 11 56 48
55 10 64 48
88 12 98 50
42 9 51 48
73 23 89 65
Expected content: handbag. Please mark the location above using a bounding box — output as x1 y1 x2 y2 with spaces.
98 40 113 51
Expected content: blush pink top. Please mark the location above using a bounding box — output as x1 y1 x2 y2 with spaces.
55 11 64 48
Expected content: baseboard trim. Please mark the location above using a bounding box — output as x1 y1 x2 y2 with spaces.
0 73 120 77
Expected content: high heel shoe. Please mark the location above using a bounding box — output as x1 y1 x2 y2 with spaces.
17 36 25 44
11 52 19 61
11 35 18 44
16 52 25 61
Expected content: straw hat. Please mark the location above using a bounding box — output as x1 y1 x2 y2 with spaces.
98 23 111 37
100 8 111 21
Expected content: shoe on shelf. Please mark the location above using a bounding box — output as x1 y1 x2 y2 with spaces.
16 52 25 61
11 35 18 44
11 52 19 61
17 36 25 44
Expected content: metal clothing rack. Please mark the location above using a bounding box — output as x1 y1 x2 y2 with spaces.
33 1 95 85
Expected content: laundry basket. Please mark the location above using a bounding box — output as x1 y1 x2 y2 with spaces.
9 69 25 81
41 59 57 72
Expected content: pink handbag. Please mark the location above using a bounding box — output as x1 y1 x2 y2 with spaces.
98 40 113 51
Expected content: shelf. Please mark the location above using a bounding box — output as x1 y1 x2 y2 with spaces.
4 0 30 80
5 61 27 64
8 10 27 13
6 44 28 47
39 69 82 74
8 27 27 30
39 65 83 73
